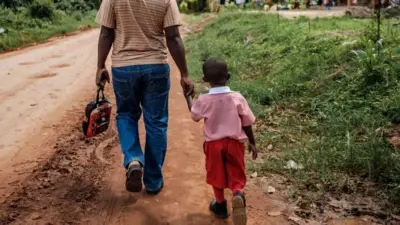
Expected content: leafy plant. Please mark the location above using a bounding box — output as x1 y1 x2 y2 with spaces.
54 0 97 13
352 40 392 86
29 0 54 19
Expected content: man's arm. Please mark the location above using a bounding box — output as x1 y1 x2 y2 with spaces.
165 26 194 97
165 26 188 78
95 26 114 87
97 26 115 69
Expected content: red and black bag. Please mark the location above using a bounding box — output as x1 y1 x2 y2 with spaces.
82 88 112 137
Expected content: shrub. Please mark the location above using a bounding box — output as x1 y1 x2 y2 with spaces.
178 0 208 12
29 0 54 19
0 0 30 8
72 11 83 21
53 0 100 13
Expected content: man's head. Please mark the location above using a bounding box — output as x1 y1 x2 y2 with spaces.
202 58 230 87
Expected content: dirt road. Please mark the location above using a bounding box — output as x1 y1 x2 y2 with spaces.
0 29 99 200
0 21 372 225
244 7 346 18
0 27 293 224
269 7 346 18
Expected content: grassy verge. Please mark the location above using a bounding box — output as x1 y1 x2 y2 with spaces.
182 13 211 26
0 7 97 52
185 12 400 206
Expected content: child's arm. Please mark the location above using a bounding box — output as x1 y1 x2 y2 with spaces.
237 95 258 159
243 126 255 146
189 96 203 122
243 125 258 159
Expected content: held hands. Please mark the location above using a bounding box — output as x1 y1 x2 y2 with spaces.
249 143 258 160
180 76 195 98
96 68 111 89
181 76 195 111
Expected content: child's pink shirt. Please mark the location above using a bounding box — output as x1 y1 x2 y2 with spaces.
191 86 256 142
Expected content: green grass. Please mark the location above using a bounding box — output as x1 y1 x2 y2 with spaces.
0 7 97 52
185 12 400 205
182 13 211 26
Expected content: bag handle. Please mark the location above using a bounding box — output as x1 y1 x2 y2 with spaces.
96 87 106 104
96 69 109 104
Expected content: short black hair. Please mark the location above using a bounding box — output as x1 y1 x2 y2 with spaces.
202 58 228 83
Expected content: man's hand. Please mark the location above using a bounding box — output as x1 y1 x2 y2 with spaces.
181 76 195 97
249 144 258 160
97 26 114 89
96 68 110 89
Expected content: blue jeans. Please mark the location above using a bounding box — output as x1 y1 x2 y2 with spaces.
112 64 170 191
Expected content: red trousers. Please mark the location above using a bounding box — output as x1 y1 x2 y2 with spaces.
203 138 246 191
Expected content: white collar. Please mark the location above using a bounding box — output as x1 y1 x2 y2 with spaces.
208 86 232 95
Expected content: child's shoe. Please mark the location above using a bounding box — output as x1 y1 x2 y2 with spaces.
232 192 247 225
209 200 229 219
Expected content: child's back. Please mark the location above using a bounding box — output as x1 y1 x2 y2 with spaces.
191 87 255 142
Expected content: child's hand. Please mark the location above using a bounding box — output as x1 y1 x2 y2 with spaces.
249 144 258 160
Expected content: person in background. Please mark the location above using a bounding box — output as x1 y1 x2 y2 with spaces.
294 0 300 9
253 0 263 9
235 0 245 7
189 59 258 225
326 0 332 10
306 0 311 8
96 0 194 195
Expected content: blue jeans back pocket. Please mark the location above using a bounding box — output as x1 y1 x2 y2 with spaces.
146 65 170 95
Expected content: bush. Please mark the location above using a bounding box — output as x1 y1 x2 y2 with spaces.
53 0 100 13
0 0 30 8
29 0 54 19
72 11 83 21
178 0 208 12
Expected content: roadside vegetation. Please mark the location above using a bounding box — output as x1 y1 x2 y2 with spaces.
0 0 99 52
185 12 400 210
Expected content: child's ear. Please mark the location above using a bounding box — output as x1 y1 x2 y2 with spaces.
227 73 231 81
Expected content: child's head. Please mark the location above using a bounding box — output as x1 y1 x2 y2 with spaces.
202 58 230 87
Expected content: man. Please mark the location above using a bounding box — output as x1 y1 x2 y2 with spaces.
95 0 194 195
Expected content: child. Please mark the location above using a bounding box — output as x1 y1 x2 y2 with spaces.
188 59 258 225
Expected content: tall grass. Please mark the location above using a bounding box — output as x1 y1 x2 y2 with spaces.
0 2 97 52
185 12 400 203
